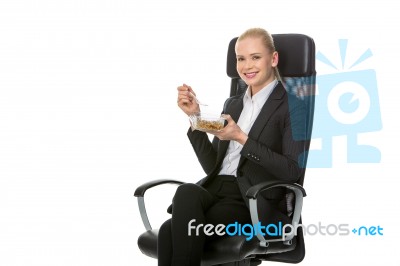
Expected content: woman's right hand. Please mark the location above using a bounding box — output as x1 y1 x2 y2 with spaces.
177 83 200 116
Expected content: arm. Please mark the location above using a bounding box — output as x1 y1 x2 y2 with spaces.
176 83 220 175
240 139 303 182
187 128 219 175
240 101 307 182
213 95 307 183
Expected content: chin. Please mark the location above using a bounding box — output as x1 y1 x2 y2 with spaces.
245 80 260 87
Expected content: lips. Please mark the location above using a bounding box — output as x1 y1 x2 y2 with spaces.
244 72 257 79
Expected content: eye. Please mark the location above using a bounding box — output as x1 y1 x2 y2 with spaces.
252 55 261 60
237 57 244 62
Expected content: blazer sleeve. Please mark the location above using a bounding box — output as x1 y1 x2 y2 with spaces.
187 128 219 175
240 98 307 183
187 96 239 175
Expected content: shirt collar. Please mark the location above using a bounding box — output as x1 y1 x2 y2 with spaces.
244 79 278 106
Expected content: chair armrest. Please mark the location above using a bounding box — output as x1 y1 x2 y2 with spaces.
246 180 306 199
134 179 185 231
134 179 185 197
245 181 307 248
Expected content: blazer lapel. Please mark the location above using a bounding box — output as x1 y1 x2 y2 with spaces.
238 82 286 168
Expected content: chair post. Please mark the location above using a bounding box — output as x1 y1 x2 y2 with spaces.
217 258 261 266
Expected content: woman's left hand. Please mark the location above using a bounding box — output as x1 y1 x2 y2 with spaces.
211 115 248 145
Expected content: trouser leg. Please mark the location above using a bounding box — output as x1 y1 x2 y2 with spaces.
158 183 215 266
158 219 173 266
205 178 252 242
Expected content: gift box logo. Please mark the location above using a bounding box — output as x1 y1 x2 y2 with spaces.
308 39 382 167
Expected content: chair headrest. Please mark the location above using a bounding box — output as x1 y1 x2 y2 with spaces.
227 34 316 78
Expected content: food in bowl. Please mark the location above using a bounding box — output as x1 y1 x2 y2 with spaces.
190 113 225 132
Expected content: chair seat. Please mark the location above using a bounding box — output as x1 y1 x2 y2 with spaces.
137 229 297 265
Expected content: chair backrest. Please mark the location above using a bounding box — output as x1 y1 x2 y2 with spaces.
226 33 316 263
226 33 316 186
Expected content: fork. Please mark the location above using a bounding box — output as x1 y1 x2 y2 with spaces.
189 92 208 106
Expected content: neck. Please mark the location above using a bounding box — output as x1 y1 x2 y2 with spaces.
250 77 277 96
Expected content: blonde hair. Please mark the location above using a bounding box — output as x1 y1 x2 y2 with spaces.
237 28 281 81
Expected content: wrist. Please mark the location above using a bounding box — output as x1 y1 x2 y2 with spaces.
236 131 248 145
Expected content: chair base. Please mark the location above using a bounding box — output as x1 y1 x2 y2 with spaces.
216 259 261 266
138 228 299 265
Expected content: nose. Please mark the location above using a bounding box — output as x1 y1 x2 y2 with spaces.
244 59 254 69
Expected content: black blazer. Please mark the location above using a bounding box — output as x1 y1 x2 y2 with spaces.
187 82 307 221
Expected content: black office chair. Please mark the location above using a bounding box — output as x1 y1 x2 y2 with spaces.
134 33 316 266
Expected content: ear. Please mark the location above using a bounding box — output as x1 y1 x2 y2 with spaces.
271 51 279 67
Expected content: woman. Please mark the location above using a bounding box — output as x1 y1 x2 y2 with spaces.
158 28 306 266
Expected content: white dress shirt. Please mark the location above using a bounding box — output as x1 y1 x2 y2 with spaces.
218 79 278 176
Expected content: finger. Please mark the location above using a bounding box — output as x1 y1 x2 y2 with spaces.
178 92 194 102
178 96 192 104
183 83 195 95
178 93 198 106
221 114 232 122
177 85 189 92
178 86 195 101
178 91 189 97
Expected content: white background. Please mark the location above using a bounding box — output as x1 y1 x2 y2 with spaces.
1 0 399 265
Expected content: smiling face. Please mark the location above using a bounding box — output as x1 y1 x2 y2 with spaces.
235 36 278 95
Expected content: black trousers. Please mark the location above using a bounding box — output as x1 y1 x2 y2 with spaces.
158 175 252 266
